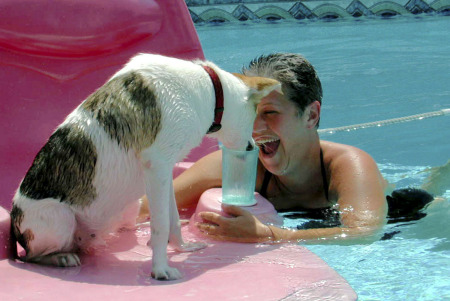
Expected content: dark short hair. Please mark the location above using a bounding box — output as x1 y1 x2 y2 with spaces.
243 53 323 126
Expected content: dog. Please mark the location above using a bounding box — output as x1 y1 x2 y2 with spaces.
10 54 281 280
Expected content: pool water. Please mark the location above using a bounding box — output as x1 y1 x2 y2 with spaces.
196 15 450 300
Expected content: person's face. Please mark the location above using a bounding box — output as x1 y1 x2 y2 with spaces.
252 91 308 175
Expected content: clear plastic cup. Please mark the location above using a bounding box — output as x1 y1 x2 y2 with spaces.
221 145 259 206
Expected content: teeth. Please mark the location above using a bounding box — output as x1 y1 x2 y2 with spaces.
255 137 279 146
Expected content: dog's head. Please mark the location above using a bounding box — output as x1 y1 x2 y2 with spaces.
212 72 281 151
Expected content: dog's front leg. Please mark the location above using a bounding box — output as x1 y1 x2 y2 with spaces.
143 165 181 280
168 180 207 252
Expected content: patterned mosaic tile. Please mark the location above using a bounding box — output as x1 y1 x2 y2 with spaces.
185 0 450 22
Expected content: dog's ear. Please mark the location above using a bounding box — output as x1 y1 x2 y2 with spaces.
232 73 282 104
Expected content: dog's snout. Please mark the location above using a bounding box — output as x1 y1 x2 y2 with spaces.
246 140 255 151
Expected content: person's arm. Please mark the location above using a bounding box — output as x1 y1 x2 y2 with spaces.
329 146 388 231
174 150 223 209
197 146 388 242
196 205 382 243
196 204 362 242
138 150 223 219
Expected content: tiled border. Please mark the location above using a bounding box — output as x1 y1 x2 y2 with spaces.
185 0 450 22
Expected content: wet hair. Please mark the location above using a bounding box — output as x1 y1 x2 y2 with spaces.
386 187 434 223
242 53 323 126
380 187 434 240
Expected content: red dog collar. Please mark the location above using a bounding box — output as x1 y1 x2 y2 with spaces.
202 65 224 134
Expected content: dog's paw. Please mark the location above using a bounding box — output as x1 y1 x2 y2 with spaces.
151 265 182 280
34 252 81 267
29 252 80 267
54 253 81 267
174 241 207 253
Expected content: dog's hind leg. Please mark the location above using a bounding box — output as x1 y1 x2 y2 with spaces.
13 199 79 267
143 161 182 280
168 180 206 252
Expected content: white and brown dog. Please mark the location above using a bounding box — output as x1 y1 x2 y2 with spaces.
10 54 280 280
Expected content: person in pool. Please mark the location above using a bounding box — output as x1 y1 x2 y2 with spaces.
141 53 434 242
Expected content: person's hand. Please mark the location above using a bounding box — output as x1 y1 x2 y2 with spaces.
196 204 273 242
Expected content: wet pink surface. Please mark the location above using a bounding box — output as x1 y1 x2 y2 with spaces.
0 209 356 300
0 199 356 300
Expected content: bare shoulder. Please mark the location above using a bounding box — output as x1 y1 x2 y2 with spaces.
321 140 387 222
321 140 379 173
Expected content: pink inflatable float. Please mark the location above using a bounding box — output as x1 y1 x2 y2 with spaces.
0 1 356 299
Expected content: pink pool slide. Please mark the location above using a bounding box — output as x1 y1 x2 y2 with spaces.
0 1 356 300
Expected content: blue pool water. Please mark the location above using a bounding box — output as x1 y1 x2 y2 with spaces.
196 15 450 300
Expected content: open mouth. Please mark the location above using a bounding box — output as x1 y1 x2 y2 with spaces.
255 137 280 157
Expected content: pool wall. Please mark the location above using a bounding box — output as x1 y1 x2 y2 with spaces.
185 0 450 22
